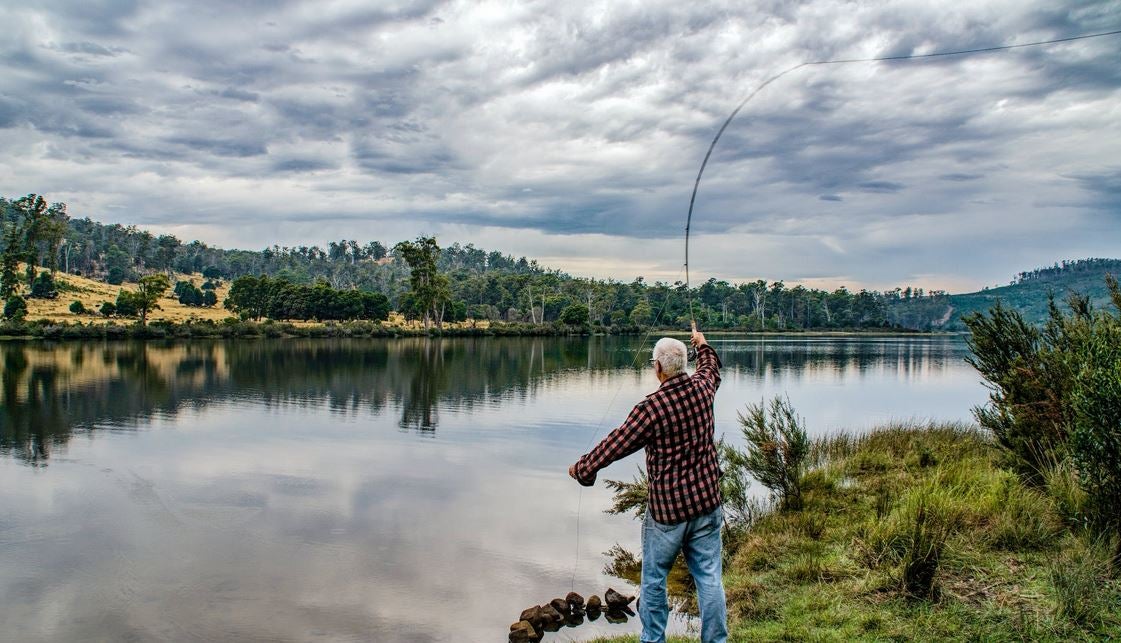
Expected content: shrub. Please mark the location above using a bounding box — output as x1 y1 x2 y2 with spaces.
69 300 86 314
1066 283 1121 566
604 467 649 519
964 300 1070 482
738 396 810 510
99 301 117 317
28 271 58 299
3 295 28 321
115 290 139 317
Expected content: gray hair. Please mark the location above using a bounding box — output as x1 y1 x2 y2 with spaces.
653 337 687 377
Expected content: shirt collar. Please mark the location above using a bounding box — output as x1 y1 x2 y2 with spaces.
658 372 689 390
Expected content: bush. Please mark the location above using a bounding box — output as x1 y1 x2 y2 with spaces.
106 266 127 285
69 300 86 314
966 277 1121 567
115 290 139 317
964 300 1070 482
737 396 810 510
3 295 28 321
29 271 58 299
99 301 117 317
560 303 589 325
1063 281 1121 563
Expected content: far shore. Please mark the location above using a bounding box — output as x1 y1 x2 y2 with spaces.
0 317 960 342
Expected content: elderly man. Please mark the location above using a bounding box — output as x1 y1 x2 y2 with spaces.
569 328 727 643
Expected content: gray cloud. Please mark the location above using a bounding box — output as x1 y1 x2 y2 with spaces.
0 0 1118 290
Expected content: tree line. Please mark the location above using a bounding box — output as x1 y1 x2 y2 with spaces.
0 193 1027 331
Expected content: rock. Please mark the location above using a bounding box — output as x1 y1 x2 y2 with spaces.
519 606 545 629
509 620 538 642
549 597 571 615
565 591 585 610
539 603 563 624
604 588 635 610
586 594 602 611
564 612 585 627
585 608 601 622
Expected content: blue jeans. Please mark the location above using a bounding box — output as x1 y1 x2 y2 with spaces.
640 505 728 643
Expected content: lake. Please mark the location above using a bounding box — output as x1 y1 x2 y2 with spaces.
0 335 985 641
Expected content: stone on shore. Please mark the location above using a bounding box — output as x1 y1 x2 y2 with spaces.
509 620 538 642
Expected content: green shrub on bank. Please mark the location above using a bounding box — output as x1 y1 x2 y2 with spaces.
966 276 1121 567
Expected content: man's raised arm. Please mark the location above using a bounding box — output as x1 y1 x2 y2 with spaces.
691 328 722 391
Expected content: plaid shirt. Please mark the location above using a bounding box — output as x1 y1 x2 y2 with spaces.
574 343 722 524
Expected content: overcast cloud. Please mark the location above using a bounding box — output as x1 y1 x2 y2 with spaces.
1 0 1118 291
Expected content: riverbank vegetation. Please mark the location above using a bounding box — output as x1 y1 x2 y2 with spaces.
593 281 1121 642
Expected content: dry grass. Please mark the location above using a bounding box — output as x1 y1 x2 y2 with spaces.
17 268 492 328
21 268 232 324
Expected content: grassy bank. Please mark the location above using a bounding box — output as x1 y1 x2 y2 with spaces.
589 423 1120 642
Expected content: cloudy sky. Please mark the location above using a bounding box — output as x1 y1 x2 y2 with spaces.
1 1 1118 292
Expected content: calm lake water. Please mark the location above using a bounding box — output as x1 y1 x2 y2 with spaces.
0 335 985 641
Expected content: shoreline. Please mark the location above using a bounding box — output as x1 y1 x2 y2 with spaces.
0 318 961 342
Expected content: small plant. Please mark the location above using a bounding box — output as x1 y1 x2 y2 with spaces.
738 396 809 510
603 467 649 519
99 301 117 317
69 300 86 314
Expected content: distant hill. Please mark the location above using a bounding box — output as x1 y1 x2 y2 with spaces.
945 259 1120 329
885 259 1121 331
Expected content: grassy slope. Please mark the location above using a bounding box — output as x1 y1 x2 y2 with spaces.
23 269 232 324
588 424 1120 642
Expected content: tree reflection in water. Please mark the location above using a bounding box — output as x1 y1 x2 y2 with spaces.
0 335 969 465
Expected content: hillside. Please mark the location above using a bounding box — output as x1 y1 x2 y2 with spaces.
945 259 1121 329
23 270 232 324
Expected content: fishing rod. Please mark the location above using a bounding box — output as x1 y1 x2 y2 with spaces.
568 24 1121 601
682 28 1121 327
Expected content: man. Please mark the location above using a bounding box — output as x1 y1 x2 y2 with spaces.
569 327 727 643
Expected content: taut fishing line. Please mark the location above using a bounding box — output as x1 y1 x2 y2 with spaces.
568 24 1120 598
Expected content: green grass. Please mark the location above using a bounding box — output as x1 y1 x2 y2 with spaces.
589 422 1121 642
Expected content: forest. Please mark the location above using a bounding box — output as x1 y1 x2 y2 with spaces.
2 194 1115 331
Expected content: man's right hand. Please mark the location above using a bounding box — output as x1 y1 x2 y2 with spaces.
691 323 707 348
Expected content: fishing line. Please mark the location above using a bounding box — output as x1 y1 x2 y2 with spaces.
570 268 683 591
682 28 1121 304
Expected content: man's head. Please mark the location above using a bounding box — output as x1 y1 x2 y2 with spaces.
652 337 687 382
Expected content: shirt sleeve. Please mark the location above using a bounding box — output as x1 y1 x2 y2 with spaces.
573 401 655 485
692 343 722 392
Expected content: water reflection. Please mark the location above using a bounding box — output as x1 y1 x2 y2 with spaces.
1 335 974 465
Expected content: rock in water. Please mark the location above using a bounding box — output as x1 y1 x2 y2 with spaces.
565 591 585 610
519 606 545 629
509 620 538 642
549 597 571 615
605 588 635 611
586 594 602 611
539 603 563 624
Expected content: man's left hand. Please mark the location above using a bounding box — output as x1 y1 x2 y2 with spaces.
569 464 594 487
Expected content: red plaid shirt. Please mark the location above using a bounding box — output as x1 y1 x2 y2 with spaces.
574 343 722 524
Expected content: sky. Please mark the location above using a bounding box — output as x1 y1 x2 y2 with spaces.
1 0 1119 293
